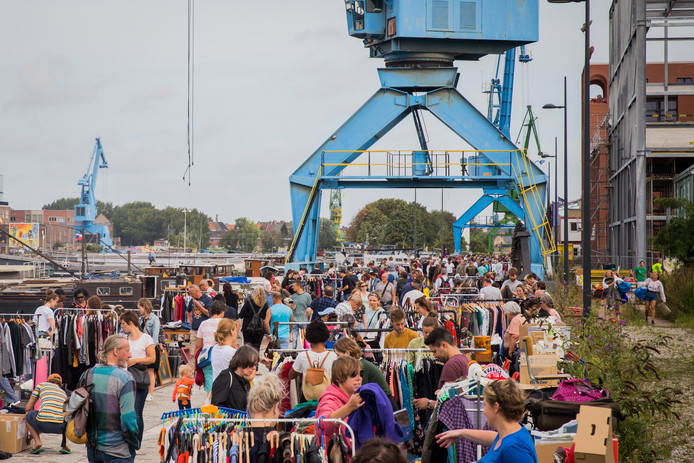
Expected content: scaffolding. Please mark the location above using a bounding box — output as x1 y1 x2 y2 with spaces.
607 0 694 269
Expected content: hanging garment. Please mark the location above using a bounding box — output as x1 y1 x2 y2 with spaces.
347 383 403 449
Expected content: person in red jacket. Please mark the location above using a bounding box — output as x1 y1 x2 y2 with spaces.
315 356 364 445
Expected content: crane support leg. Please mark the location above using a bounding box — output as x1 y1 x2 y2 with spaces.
288 88 413 263
453 193 525 253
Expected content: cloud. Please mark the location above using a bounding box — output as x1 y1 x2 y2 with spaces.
123 83 176 110
4 53 108 107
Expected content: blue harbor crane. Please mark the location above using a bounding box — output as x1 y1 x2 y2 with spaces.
74 138 112 250
287 0 553 277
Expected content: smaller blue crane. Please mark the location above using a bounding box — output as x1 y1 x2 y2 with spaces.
74 138 112 250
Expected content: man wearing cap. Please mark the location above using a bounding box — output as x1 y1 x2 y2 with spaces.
307 286 336 322
25 373 69 454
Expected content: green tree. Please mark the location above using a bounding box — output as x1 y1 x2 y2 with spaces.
219 229 236 250
261 230 284 252
318 218 339 251
226 218 261 252
354 208 388 243
44 197 80 210
654 198 694 264
468 228 489 253
164 208 211 250
280 222 289 238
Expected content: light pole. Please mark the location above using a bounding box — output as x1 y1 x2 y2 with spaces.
547 0 591 316
543 76 568 286
183 208 189 253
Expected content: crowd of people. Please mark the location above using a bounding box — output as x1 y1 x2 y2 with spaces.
22 253 668 462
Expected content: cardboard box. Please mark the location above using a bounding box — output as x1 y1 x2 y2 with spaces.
535 442 573 463
573 405 614 463
519 323 570 352
0 414 29 454
519 353 560 387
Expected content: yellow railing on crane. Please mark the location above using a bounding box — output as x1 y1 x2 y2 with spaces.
511 149 556 256
286 165 323 264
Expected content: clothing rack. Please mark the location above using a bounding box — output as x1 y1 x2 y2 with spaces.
178 417 357 457
268 348 334 353
277 321 350 326
364 347 486 353
55 307 119 318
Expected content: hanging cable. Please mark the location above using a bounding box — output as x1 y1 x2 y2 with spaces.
183 0 195 186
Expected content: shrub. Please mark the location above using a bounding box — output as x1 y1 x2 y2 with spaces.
563 312 682 462
660 266 694 321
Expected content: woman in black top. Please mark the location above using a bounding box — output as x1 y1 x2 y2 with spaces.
238 287 269 351
223 283 239 309
210 345 259 411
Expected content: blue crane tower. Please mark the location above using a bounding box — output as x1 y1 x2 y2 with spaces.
74 138 113 250
287 0 553 277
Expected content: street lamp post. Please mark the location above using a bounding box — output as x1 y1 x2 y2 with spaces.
543 76 568 286
540 138 559 276
547 0 591 316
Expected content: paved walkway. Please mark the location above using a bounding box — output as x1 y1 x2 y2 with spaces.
13 381 202 463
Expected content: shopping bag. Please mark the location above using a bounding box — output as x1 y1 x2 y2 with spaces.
657 301 671 316
633 286 647 300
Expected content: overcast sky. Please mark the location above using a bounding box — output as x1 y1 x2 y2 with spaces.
0 0 665 228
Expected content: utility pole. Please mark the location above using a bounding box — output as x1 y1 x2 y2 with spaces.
81 226 86 280
183 209 189 252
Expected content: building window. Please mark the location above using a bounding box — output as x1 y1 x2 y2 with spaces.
49 217 57 222
676 77 692 84
96 287 111 296
119 287 134 296
570 222 578 231
646 97 677 122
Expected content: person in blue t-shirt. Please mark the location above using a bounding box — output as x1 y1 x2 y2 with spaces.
264 292 293 349
436 379 538 463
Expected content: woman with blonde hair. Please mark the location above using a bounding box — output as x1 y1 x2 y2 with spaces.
209 318 239 382
239 287 269 351
436 380 537 462
245 375 287 459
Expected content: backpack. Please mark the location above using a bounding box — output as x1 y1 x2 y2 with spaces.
246 302 265 336
302 352 331 401
64 370 95 445
197 345 214 368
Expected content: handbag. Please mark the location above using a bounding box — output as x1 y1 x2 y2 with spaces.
634 286 647 300
197 345 214 368
264 322 279 359
128 364 150 390
551 379 607 402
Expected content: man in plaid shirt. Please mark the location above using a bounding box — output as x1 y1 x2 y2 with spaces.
306 286 336 321
83 335 139 463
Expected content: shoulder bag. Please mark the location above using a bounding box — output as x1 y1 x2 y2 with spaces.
128 363 150 390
